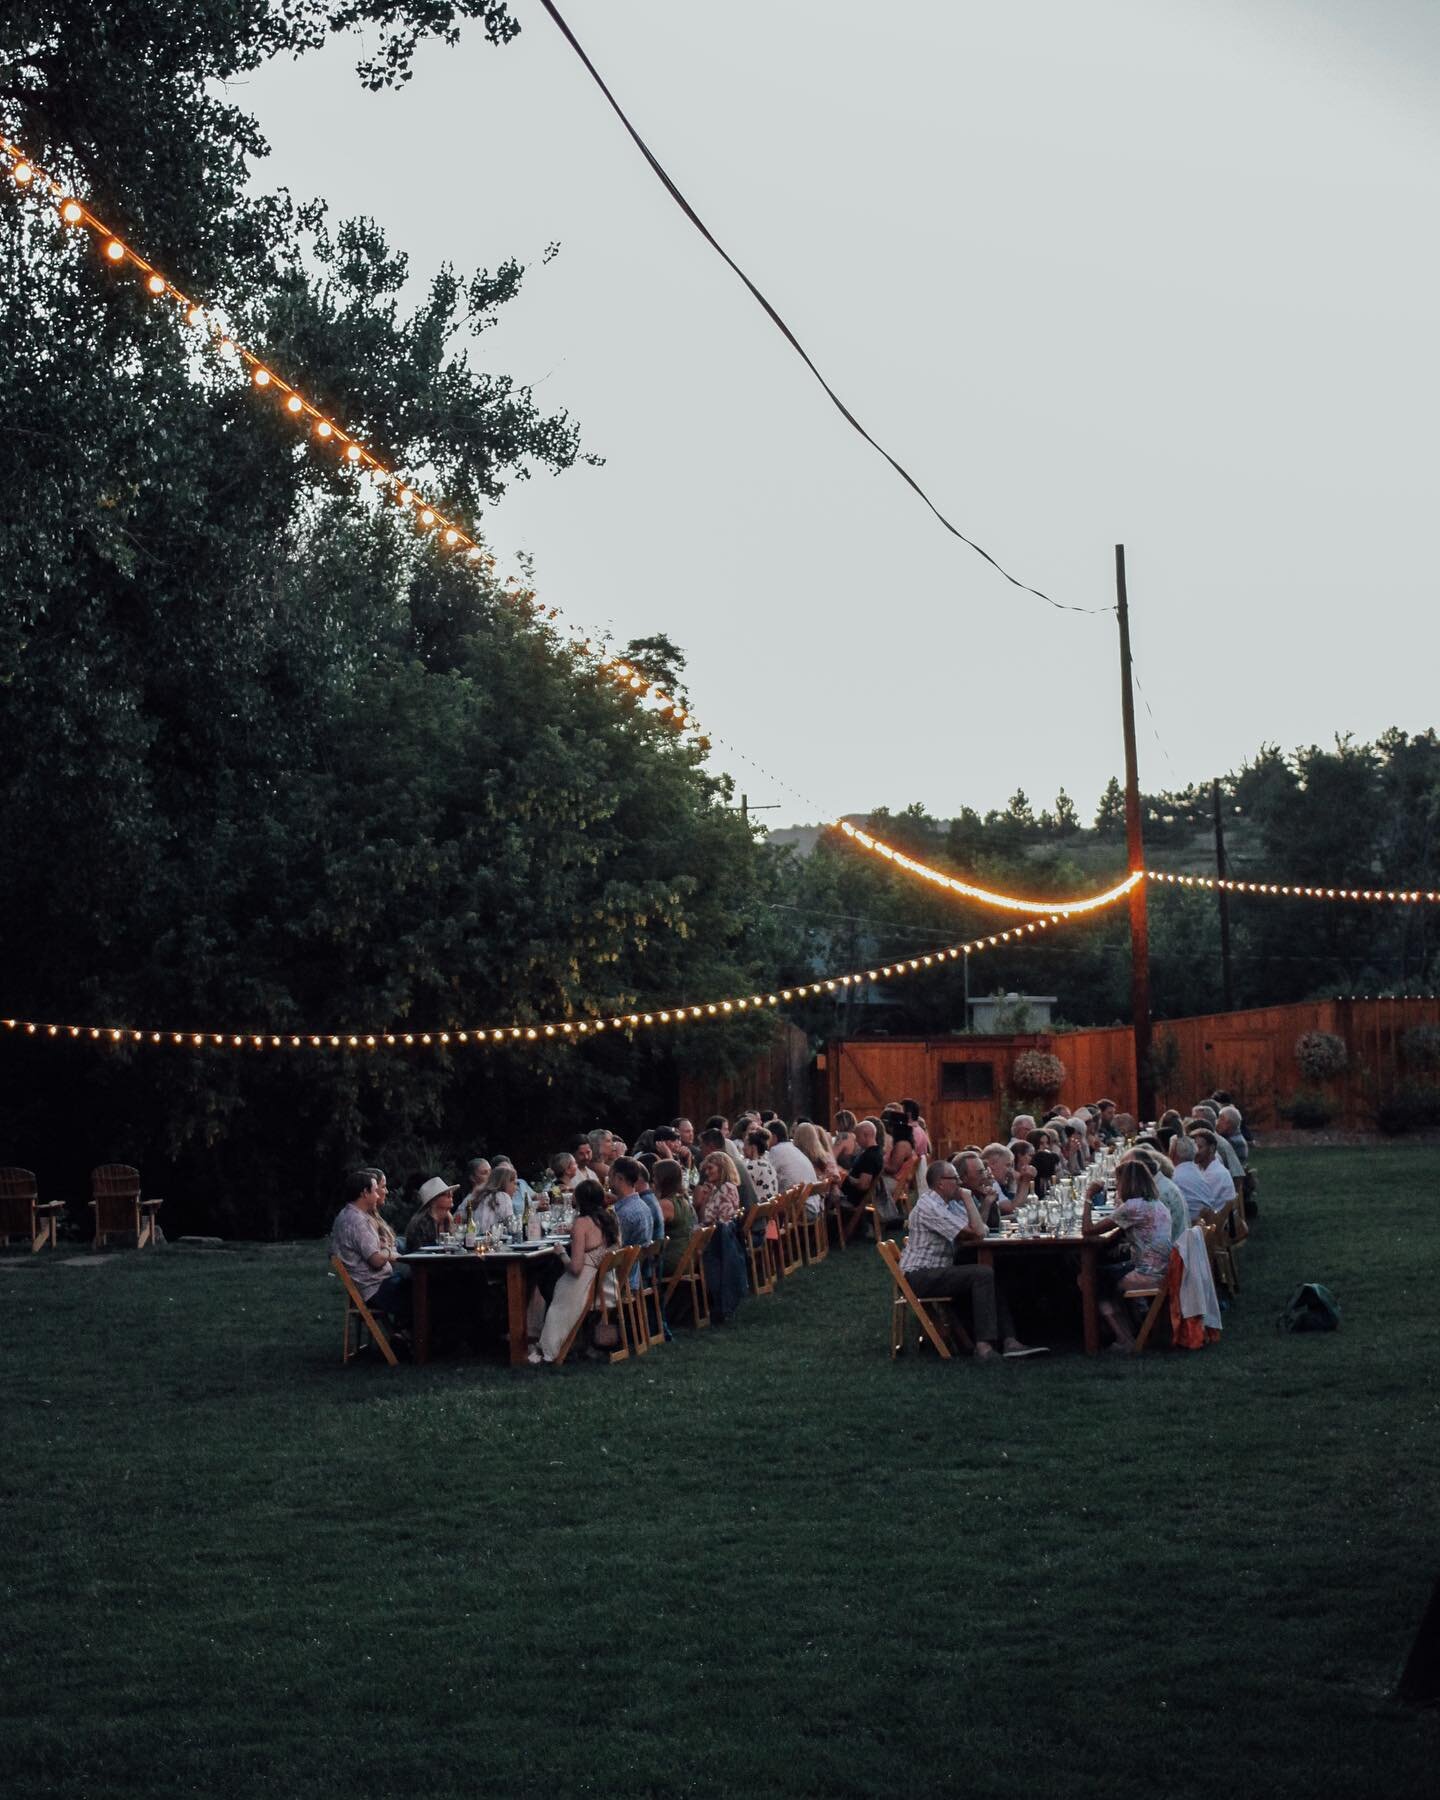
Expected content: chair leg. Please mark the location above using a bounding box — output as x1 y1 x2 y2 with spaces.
1132 1287 1168 1353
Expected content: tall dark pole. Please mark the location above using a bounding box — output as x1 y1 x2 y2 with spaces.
1115 546 1154 1119
1212 776 1235 1013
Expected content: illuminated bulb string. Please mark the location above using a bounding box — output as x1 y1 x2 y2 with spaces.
0 914 1068 1054
0 136 698 735
837 821 1144 915
1147 872 1440 904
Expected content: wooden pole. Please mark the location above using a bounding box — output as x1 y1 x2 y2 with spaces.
1115 546 1154 1119
1212 776 1235 1013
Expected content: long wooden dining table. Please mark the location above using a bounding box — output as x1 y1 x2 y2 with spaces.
398 1241 567 1366
973 1218 1122 1355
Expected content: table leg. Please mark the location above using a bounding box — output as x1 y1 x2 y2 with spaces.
412 1264 432 1366
505 1261 529 1367
1080 1242 1099 1355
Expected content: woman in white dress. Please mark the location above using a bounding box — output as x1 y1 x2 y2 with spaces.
531 1181 618 1364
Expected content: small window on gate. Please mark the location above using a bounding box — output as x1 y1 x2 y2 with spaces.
940 1061 994 1100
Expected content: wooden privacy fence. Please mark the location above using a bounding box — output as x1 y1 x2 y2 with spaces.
1055 995 1440 1130
696 999 1440 1145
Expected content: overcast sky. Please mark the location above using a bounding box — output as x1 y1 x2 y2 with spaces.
239 0 1439 828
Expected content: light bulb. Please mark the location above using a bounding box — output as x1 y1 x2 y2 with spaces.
444 528 459 546
253 368 271 387
105 239 125 262
13 162 33 185
345 444 361 463
146 274 165 296
60 199 83 224
186 305 204 327
286 394 303 414
419 508 435 527
316 421 332 439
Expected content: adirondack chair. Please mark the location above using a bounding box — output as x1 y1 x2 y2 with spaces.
0 1168 65 1251
89 1165 163 1249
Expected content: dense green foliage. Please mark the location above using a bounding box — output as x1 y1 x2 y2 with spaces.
3 1147 1437 1798
0 3 779 1233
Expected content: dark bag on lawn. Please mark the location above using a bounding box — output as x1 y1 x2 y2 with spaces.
1280 1282 1340 1332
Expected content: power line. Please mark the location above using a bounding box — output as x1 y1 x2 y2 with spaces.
535 0 1110 618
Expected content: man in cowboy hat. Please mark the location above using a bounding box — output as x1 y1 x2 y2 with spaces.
404 1175 458 1251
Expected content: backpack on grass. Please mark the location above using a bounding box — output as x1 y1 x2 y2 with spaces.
1279 1282 1341 1333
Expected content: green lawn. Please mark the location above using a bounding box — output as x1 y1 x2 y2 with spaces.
4 1147 1438 1799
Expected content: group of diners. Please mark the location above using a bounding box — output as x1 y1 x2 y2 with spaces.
892 1092 1251 1354
328 1091 1252 1364
329 1111 848 1365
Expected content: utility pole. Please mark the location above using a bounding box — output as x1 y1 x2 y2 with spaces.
729 792 781 830
1212 776 1235 1013
1115 545 1154 1119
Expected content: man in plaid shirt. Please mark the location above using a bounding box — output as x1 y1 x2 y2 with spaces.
900 1162 1045 1359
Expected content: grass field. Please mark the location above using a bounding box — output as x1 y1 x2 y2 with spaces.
4 1147 1439 1799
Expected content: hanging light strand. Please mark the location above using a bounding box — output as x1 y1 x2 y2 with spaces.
0 913 1074 1053
836 821 1143 915
0 135 700 734
1147 871 1439 904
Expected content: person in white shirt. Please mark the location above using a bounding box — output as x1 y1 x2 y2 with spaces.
766 1119 817 1192
1190 1129 1239 1208
1170 1134 1232 1221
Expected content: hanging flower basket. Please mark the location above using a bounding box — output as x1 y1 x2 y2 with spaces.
1294 1029 1348 1083
1012 1049 1066 1099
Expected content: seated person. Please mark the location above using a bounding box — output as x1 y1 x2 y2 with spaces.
982 1142 1027 1212
1169 1134 1232 1221
529 1181 619 1364
653 1159 696 1277
765 1119 817 1192
330 1168 410 1322
701 1126 759 1210
607 1155 657 1288
956 1149 1004 1229
1216 1104 1249 1167
1029 1129 1062 1195
1190 1127 1240 1208
838 1118 884 1219
467 1165 520 1235
1081 1159 1172 1350
548 1150 581 1195
742 1128 780 1203
404 1175 458 1250
1123 1145 1187 1246
831 1109 859 1169
454 1156 491 1225
899 1163 1042 1359
1095 1098 1120 1143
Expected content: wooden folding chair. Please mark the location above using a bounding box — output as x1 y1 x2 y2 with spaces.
331 1256 399 1367
1205 1199 1240 1298
553 1246 631 1365
774 1185 804 1277
89 1164 163 1249
634 1239 667 1348
875 1238 971 1358
1119 1256 1177 1354
799 1183 829 1264
0 1168 65 1251
663 1226 713 1329
743 1201 778 1295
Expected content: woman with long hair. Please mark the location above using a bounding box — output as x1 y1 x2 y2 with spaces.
794 1121 842 1216
694 1150 747 1323
1080 1158 1171 1350
530 1179 618 1364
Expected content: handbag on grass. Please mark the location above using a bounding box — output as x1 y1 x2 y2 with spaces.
1279 1282 1340 1332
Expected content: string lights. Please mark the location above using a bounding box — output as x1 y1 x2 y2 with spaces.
836 821 1143 916
0 914 1068 1054
0 135 698 735
1147 872 1440 904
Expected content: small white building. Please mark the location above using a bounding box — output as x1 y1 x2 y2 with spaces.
967 992 1057 1033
